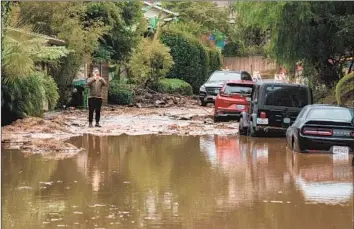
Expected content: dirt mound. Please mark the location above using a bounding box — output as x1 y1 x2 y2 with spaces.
132 89 197 108
2 116 69 134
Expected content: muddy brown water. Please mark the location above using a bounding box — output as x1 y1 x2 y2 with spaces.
2 135 353 229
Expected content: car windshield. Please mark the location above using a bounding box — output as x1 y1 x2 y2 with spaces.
208 72 251 82
224 84 253 96
264 85 309 107
306 108 353 121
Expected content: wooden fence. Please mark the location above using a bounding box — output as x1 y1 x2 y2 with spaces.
223 56 279 77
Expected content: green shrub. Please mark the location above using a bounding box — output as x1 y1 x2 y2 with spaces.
335 72 354 105
152 78 193 95
128 38 174 88
40 74 59 110
108 81 134 105
160 29 209 93
1 74 46 125
207 47 222 75
222 40 245 57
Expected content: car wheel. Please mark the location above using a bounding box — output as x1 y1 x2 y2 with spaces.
200 100 207 107
214 115 220 122
292 136 301 153
248 121 258 137
239 118 247 135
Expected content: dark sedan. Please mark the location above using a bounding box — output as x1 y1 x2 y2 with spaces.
286 104 354 154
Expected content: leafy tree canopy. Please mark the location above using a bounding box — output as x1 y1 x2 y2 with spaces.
234 1 354 85
274 2 354 84
163 1 231 35
17 2 107 60
86 1 145 63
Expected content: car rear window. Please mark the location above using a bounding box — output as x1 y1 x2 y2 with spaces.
209 72 252 81
306 108 353 121
264 85 309 107
224 84 253 96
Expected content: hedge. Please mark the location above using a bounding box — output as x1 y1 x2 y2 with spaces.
160 29 221 93
108 81 134 105
151 78 193 96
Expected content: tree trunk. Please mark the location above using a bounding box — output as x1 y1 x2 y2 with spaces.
348 60 353 74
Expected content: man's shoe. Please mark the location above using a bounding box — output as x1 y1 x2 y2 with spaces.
89 123 93 128
95 123 101 127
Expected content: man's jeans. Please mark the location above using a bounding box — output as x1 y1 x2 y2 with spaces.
88 97 102 124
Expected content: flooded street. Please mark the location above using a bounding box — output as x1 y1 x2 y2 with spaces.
2 135 353 229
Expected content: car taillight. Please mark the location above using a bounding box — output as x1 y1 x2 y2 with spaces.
302 128 333 136
260 112 266 119
351 132 354 138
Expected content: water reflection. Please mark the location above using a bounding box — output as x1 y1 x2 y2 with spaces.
2 135 353 229
287 152 353 205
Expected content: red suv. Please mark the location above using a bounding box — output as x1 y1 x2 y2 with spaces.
214 80 254 122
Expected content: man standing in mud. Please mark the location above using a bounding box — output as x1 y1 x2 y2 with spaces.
87 68 107 127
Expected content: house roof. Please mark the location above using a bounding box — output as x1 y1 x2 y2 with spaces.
143 1 179 17
6 27 66 46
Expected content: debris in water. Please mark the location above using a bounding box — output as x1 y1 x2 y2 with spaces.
270 200 283 204
119 211 130 214
39 181 54 185
106 214 115 219
73 212 83 215
89 204 106 208
16 186 33 190
50 218 62 222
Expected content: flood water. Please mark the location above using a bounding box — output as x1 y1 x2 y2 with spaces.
2 135 353 229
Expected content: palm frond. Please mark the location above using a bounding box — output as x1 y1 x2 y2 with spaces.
2 27 71 83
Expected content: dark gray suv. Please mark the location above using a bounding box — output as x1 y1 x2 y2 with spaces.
199 70 253 106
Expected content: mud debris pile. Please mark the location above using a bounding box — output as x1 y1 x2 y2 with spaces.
2 103 239 155
132 89 195 108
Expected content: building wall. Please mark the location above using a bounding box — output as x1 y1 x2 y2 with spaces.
223 56 279 77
